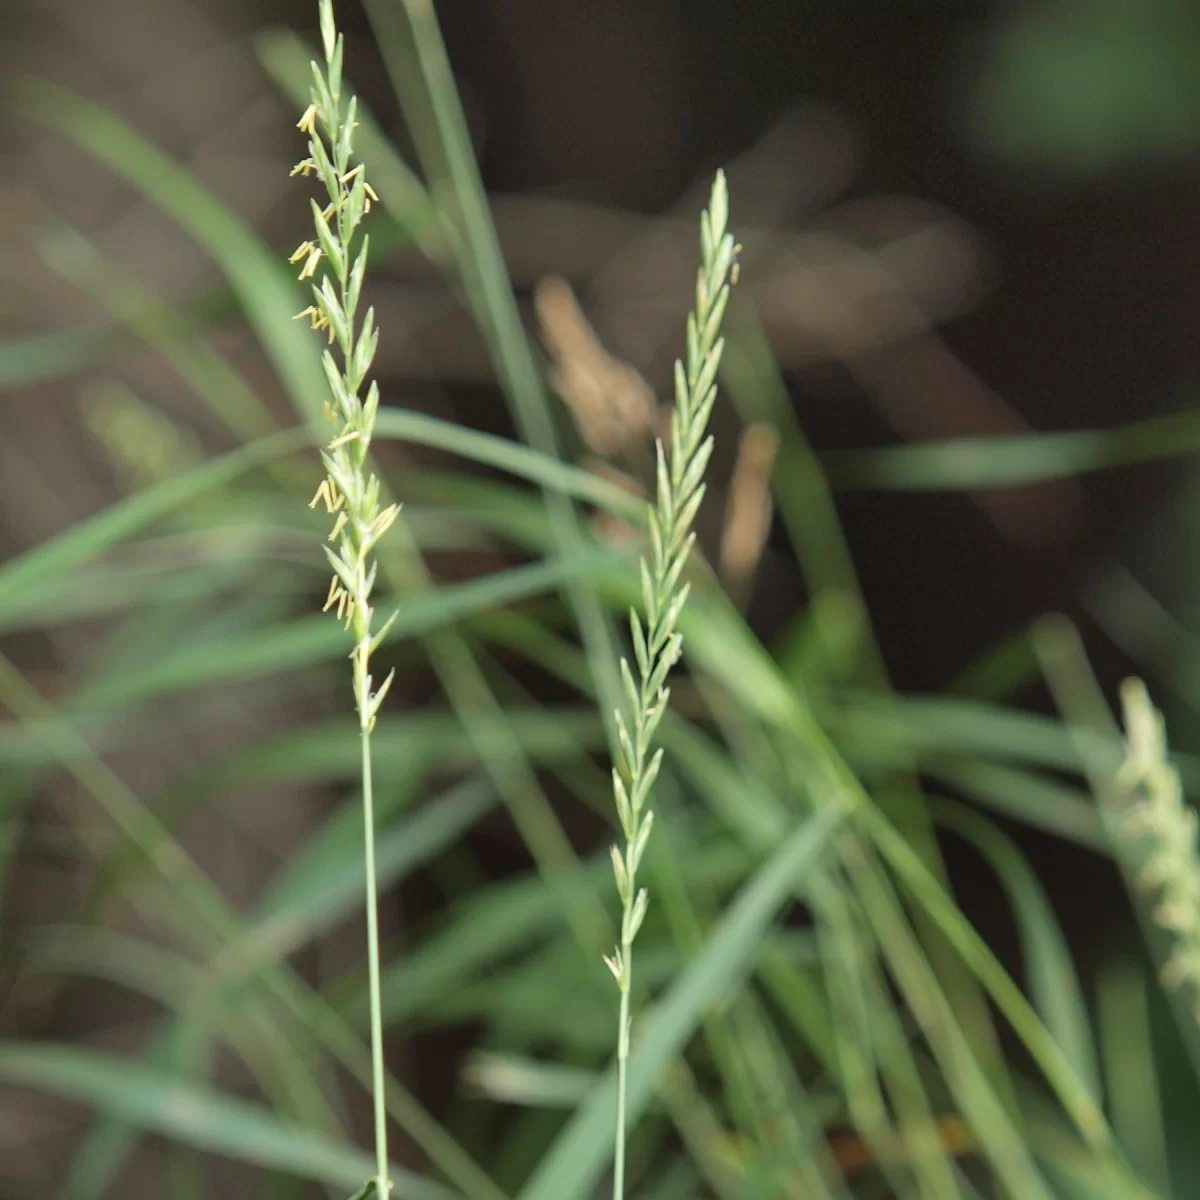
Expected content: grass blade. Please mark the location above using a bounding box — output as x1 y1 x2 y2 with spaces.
934 798 1101 1103
0 1043 457 1200
15 79 328 420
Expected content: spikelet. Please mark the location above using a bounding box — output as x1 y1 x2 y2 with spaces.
1118 678 1200 1015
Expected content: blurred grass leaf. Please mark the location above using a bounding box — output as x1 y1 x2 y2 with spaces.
935 798 1101 1103
0 1043 458 1200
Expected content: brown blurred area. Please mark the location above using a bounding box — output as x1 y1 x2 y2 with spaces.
7 0 1197 669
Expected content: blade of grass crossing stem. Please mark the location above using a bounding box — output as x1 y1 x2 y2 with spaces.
175 710 603 806
933 797 1102 1104
372 411 640 519
0 401 633 632
0 1044 457 1200
517 803 846 1200
46 546 626 709
245 778 496 964
0 428 308 613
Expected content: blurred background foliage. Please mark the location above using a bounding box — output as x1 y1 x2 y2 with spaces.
5 0 1200 1197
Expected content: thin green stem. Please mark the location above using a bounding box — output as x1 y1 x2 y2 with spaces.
361 723 390 1194
613 986 630 1198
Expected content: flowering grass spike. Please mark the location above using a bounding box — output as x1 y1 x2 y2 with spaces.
606 170 739 1198
292 2 394 1195
1119 678 1200 1015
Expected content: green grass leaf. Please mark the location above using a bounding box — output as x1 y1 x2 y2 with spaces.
0 1043 458 1200
16 78 328 421
935 798 1101 1104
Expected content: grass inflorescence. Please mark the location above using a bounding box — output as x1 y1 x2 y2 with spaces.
292 1 395 1194
603 169 739 1198
1119 678 1200 1011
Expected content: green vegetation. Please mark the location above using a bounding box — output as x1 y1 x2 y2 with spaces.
3 2 1200 1198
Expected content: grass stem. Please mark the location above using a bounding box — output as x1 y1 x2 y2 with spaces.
362 724 390 1194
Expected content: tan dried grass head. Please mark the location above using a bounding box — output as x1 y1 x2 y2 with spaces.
534 275 657 457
